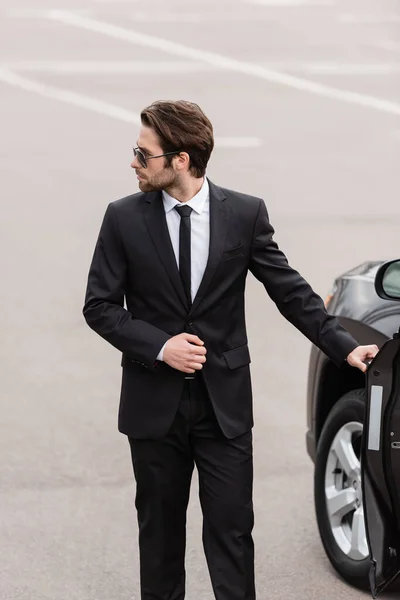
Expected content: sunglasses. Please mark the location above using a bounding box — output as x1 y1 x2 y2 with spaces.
133 147 181 169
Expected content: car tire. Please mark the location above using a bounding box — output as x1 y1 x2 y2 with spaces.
314 389 370 590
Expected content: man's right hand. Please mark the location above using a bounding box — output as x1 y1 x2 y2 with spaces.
163 333 207 373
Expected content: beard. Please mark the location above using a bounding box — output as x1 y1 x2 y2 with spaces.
137 166 178 193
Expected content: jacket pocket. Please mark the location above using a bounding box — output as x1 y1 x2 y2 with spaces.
222 344 251 369
220 244 244 262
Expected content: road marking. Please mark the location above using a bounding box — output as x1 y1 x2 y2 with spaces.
45 10 400 117
3 60 400 76
0 61 222 74
0 68 141 123
0 69 262 148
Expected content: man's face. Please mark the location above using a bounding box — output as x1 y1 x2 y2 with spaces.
131 125 177 192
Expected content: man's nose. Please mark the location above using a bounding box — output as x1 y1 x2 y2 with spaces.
131 156 140 169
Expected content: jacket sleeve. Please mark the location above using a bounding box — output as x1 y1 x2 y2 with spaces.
249 199 358 366
83 203 171 368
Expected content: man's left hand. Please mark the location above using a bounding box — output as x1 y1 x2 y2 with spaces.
346 345 379 373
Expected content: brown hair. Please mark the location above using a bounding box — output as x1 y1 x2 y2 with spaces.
140 100 214 178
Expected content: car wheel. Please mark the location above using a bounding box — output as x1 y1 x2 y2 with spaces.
314 389 370 590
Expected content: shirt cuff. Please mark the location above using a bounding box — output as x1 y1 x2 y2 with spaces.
156 341 168 362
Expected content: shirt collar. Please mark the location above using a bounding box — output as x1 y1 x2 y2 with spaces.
162 177 209 215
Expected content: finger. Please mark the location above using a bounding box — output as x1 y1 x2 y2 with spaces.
354 359 367 373
186 354 206 364
187 344 207 355
187 361 204 371
192 354 206 363
184 334 204 346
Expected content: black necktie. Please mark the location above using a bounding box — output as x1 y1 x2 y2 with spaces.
174 204 193 305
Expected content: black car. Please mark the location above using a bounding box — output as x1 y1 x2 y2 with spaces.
306 259 400 597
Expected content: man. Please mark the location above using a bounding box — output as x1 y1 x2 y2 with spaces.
83 100 378 600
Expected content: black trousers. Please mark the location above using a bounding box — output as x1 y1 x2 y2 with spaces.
128 376 255 600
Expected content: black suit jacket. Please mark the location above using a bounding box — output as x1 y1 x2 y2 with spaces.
83 180 358 439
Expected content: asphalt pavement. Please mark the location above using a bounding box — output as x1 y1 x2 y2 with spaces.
1 0 400 598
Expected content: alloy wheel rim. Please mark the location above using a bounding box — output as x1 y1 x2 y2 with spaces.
324 421 369 560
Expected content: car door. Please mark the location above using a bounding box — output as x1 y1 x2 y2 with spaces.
363 335 400 598
362 259 400 597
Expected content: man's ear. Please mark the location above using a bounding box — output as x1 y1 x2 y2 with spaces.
174 152 190 171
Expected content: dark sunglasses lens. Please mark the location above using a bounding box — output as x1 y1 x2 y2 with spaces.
134 148 147 168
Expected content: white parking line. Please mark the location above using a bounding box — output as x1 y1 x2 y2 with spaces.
3 60 400 76
0 69 262 148
45 10 400 117
0 61 222 74
0 68 141 124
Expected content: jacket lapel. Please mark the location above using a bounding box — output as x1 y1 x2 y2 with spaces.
190 181 229 315
143 191 189 311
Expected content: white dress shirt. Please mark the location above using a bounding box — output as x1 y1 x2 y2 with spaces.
156 178 210 361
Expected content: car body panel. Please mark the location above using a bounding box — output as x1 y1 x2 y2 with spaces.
306 261 400 462
327 262 400 339
306 320 388 461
